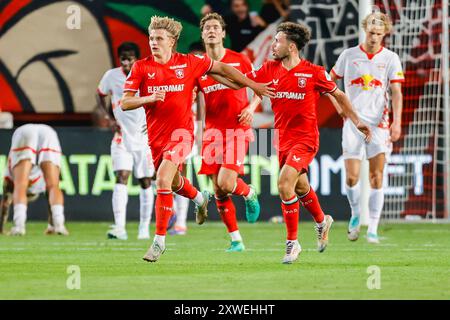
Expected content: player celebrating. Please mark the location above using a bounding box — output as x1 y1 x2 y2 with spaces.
121 16 274 262
97 42 155 240
330 12 404 244
197 13 261 252
2 124 69 236
243 22 371 264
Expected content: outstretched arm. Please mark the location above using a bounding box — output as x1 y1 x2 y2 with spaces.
208 61 275 98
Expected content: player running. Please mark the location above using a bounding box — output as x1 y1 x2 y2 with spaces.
2 124 69 236
330 12 404 244
197 13 261 252
121 16 274 262
243 22 371 264
97 42 155 240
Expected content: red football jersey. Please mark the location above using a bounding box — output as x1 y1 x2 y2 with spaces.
197 49 253 131
124 53 213 149
246 59 337 151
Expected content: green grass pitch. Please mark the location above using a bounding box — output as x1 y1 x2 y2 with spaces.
0 221 449 299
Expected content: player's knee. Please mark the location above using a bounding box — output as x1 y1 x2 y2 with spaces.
217 178 234 194
278 180 294 199
346 176 359 187
139 178 152 189
156 176 172 190
369 171 383 188
115 171 129 185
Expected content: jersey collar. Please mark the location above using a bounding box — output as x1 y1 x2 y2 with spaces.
359 44 384 60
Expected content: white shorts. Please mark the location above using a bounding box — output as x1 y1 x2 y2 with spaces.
111 135 154 179
9 124 62 169
342 120 392 160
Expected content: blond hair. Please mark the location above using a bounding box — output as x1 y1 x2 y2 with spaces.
148 16 183 41
362 12 393 34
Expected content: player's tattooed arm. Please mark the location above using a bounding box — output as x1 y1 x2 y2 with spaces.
330 88 372 143
0 179 13 234
121 91 165 110
208 61 275 98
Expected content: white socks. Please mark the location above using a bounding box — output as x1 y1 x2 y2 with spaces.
154 234 165 246
229 230 242 242
368 188 384 235
193 191 204 206
51 204 65 228
243 187 255 200
112 183 128 230
13 204 27 229
139 187 154 228
174 194 189 228
345 182 361 218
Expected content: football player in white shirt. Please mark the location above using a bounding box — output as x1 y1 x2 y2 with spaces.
1 161 55 234
1 124 69 236
97 42 155 240
330 12 404 244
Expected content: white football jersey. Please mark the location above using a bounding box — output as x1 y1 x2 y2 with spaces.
332 45 404 128
98 67 147 151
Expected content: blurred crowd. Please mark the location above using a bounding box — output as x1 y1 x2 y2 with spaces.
202 0 290 52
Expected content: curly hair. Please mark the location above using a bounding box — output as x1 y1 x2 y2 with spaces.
276 22 311 51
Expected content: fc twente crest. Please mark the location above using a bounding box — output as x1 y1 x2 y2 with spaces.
175 69 184 79
298 77 307 88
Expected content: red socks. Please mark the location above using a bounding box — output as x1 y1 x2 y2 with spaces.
232 178 250 197
174 176 198 199
155 189 173 235
216 196 238 233
281 195 299 241
299 188 325 223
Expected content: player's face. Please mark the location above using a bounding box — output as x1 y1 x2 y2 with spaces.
149 29 175 58
119 51 137 74
365 25 386 48
202 19 225 46
271 32 290 60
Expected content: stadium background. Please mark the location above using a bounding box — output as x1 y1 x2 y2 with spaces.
0 0 447 220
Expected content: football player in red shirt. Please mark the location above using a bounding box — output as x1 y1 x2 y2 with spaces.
196 13 262 252
245 22 372 264
121 16 274 262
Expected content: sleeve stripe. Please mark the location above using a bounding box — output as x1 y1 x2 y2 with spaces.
390 79 405 83
97 88 108 96
330 69 343 79
322 85 338 94
123 88 138 92
205 58 214 74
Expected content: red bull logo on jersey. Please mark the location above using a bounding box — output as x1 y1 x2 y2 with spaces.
350 74 383 90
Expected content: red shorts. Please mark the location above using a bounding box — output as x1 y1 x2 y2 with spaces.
278 144 318 172
151 138 193 171
199 129 252 175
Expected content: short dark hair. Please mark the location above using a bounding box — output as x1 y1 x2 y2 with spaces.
276 22 311 51
200 12 226 32
118 42 140 58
